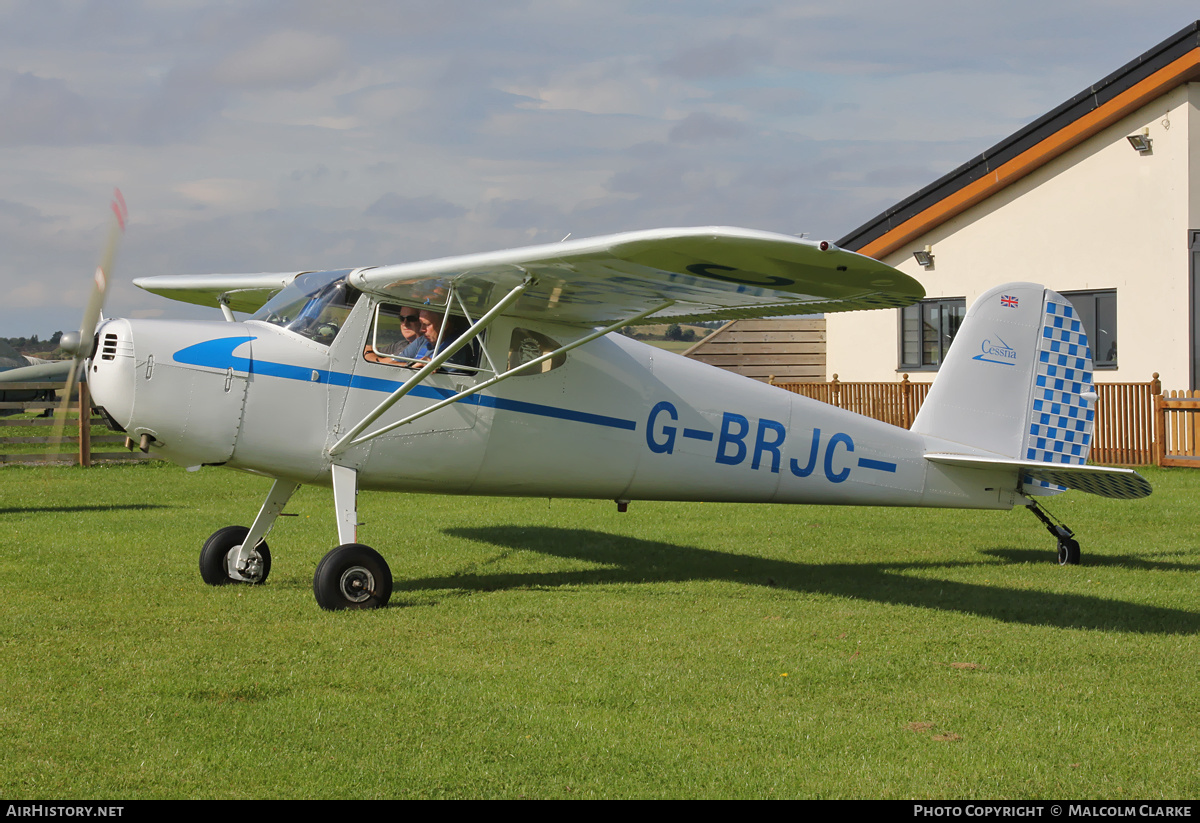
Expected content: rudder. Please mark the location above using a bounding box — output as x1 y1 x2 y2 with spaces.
911 283 1095 494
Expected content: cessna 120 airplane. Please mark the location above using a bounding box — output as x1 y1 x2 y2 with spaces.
61 212 1151 610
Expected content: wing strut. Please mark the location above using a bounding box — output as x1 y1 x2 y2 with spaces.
217 295 236 322
329 276 535 456
330 297 675 454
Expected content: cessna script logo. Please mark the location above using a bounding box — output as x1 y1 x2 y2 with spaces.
972 335 1017 366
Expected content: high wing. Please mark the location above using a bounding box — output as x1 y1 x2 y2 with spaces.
0 360 76 384
132 227 923 324
132 271 305 314
349 226 923 326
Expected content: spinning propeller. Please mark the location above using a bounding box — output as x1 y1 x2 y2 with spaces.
51 190 127 459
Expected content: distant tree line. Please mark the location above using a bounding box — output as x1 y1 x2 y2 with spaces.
619 322 715 343
1 332 65 355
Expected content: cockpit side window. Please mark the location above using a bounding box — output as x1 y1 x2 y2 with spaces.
364 302 485 373
370 303 414 357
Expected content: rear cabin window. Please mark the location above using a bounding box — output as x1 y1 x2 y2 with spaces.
508 328 565 375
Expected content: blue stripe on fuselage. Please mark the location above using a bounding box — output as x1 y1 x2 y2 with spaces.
172 337 637 432
856 457 897 473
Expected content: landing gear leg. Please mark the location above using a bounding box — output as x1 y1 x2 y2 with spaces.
1025 498 1081 565
313 464 392 610
199 479 299 585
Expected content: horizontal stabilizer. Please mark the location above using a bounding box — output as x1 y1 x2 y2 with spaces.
925 453 1151 500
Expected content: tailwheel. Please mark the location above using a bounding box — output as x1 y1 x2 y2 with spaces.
1025 499 1082 566
1057 537 1081 566
199 526 272 585
313 544 392 610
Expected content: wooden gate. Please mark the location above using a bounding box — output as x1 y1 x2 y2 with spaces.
1091 379 1159 465
1154 390 1200 467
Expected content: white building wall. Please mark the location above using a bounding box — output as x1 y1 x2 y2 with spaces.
828 83 1198 389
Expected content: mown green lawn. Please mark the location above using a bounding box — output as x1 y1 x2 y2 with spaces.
0 462 1196 798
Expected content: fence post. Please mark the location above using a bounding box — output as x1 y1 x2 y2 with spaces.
78 381 91 468
830 374 841 409
1153 391 1165 467
1149 373 1162 467
900 373 912 429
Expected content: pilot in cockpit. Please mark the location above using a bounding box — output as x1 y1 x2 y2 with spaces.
413 310 472 370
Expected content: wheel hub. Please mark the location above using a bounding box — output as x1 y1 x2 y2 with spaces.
338 566 375 603
224 545 265 583
238 553 265 582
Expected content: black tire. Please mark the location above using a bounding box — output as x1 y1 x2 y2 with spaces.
313 544 392 611
1057 537 1081 566
199 526 271 585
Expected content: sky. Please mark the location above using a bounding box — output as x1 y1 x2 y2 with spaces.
1 0 1198 337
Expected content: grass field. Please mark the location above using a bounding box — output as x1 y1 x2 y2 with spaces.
1 462 1197 799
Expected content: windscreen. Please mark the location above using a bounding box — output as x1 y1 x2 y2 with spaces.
250 269 357 345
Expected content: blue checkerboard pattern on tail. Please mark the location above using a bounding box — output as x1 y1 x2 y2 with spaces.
1022 294 1095 493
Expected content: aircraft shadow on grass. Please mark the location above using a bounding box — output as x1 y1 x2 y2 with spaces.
0 504 172 516
981 547 1199 573
390 526 1200 634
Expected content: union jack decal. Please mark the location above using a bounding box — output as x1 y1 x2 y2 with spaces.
1000 294 1019 308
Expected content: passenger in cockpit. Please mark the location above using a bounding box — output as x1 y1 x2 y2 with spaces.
383 306 425 358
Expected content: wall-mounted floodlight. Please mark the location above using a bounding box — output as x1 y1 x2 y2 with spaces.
912 245 934 268
1126 128 1152 153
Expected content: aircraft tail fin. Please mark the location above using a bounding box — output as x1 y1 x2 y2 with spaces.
912 282 1101 496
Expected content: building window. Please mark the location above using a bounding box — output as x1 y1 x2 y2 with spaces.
1061 290 1116 369
898 298 965 370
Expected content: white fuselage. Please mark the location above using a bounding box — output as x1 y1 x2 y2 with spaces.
87 295 1017 511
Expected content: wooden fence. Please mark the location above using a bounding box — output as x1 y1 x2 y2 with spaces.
1090 378 1159 465
770 372 1187 467
0 380 152 466
770 373 931 429
685 318 826 383
1155 389 1200 467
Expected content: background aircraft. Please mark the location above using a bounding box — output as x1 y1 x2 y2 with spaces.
0 339 74 410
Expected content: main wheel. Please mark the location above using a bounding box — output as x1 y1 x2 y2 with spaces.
199 526 272 585
1057 537 1081 566
313 544 392 611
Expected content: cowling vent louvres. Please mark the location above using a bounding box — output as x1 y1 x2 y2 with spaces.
101 332 118 361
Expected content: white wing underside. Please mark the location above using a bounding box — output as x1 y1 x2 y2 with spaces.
133 271 303 314
133 226 923 326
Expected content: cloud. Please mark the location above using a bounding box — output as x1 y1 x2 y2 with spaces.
174 178 276 210
365 193 467 223
668 112 749 143
212 30 347 90
0 71 106 145
0 197 58 225
660 36 773 80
